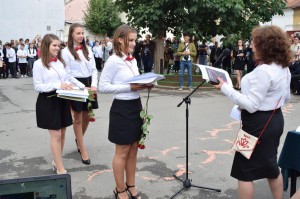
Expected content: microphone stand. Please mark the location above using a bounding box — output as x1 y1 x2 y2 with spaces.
170 80 221 198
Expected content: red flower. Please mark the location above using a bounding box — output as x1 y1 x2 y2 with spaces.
89 117 95 122
138 144 145 149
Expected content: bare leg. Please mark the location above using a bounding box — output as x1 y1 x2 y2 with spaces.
125 142 141 198
235 70 241 89
268 173 283 199
113 144 130 199
72 110 89 160
61 127 66 153
82 110 90 136
238 180 254 199
49 129 65 173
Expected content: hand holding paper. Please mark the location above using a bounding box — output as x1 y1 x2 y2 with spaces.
195 64 233 87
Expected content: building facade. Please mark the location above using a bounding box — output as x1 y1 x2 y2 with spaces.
0 0 65 43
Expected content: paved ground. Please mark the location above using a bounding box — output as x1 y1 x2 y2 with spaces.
0 77 299 199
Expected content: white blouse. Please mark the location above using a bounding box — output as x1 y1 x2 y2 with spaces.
98 54 140 100
62 47 98 87
221 63 291 113
33 59 85 93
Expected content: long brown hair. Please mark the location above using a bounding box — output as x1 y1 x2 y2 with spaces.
40 34 65 69
113 24 137 57
67 23 89 61
252 25 291 67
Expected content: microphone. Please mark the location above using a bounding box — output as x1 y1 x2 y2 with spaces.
213 48 230 68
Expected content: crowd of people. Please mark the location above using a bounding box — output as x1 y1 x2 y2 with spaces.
1 23 300 199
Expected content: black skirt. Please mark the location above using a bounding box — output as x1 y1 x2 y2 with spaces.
70 76 99 112
36 91 73 130
108 98 143 145
233 57 245 70
231 108 284 181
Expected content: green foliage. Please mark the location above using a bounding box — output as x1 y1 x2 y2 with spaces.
84 0 123 36
115 0 287 40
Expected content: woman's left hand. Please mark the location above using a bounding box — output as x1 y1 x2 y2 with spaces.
212 77 224 90
90 86 97 91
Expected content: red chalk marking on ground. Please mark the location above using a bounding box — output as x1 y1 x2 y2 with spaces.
207 128 232 137
201 150 232 164
159 147 180 156
87 169 113 181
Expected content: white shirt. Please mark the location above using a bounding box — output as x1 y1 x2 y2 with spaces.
33 59 85 93
17 49 28 63
93 45 103 58
62 47 98 87
181 42 191 61
27 48 37 58
98 54 140 100
6 48 16 63
221 63 291 113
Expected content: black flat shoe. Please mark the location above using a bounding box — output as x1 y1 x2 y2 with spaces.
81 158 91 165
75 139 80 153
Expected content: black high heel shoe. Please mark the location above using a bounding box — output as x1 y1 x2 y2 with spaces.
80 154 91 165
113 188 128 199
75 139 80 153
81 158 91 165
126 183 141 199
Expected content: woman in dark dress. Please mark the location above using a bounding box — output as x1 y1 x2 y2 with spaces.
213 25 291 199
233 39 246 90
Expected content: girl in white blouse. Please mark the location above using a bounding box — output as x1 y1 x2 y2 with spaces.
213 25 291 199
99 24 148 199
62 23 98 165
33 34 84 174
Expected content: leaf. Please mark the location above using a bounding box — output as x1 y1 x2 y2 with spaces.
140 110 146 118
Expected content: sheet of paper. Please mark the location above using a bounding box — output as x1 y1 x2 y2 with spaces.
230 105 241 121
195 64 233 87
125 72 165 84
56 88 89 98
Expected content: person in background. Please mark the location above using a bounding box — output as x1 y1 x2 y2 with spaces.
233 39 246 90
6 43 17 78
99 24 148 199
198 41 208 65
17 43 28 78
92 41 103 71
245 41 255 74
102 37 113 65
37 41 42 59
177 32 197 91
290 36 300 61
62 23 98 165
2 43 9 79
27 43 37 77
33 34 85 174
141 34 155 73
213 25 291 199
0 47 3 79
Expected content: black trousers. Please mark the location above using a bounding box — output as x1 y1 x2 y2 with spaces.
9 62 17 78
291 75 300 92
95 57 102 71
19 63 27 75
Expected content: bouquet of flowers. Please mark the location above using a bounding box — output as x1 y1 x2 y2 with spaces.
87 90 96 122
138 89 153 149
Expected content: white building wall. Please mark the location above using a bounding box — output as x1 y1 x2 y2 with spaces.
263 9 294 31
0 0 65 43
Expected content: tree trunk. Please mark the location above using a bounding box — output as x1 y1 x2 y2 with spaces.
154 30 165 74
